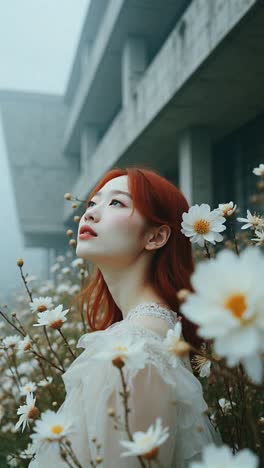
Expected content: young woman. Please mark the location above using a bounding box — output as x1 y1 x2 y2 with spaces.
29 167 221 467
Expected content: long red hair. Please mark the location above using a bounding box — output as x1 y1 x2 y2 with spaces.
73 166 201 348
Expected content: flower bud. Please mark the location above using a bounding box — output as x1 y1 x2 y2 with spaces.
17 258 24 267
107 407 115 417
64 193 72 200
112 357 125 369
66 229 74 238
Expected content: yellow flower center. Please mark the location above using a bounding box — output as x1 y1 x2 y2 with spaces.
194 219 210 235
224 294 247 319
115 346 128 352
51 424 64 435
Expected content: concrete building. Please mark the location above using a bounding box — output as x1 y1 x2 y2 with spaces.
3 0 264 255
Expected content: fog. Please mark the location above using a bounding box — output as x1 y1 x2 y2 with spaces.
0 0 89 304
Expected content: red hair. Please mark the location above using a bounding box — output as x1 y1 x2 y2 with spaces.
73 166 201 348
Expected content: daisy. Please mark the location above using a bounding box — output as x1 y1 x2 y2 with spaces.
71 258 84 268
217 201 237 217
251 230 264 246
33 305 69 329
50 263 60 273
180 247 264 383
252 163 264 177
120 417 169 460
1 335 21 349
93 334 148 370
163 321 190 363
192 355 211 378
56 283 69 294
218 398 236 414
29 297 54 313
38 377 53 387
181 204 226 247
61 267 70 275
30 409 75 450
15 392 38 432
19 442 35 459
18 335 32 353
237 209 264 230
189 444 258 468
20 381 37 396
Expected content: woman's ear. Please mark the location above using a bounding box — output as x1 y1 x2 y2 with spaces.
145 225 171 251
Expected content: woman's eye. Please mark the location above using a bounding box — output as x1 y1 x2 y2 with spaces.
87 199 124 208
110 199 123 206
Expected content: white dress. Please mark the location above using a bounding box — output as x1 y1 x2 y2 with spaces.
29 302 221 468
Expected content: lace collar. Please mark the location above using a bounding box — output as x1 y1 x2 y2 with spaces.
125 302 178 328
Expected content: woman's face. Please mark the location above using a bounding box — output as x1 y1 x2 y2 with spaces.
76 175 150 266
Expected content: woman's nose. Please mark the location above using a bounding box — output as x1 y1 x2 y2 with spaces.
84 207 99 222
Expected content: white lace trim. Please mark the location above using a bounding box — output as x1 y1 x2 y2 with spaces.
125 302 178 328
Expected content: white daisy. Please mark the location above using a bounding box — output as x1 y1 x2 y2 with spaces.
189 444 258 468
29 297 54 313
180 247 264 383
30 409 75 450
38 377 53 387
69 284 80 295
192 355 211 378
218 398 236 414
15 392 38 432
1 335 21 349
237 209 264 230
120 417 169 459
199 360 211 378
71 258 84 268
56 283 69 294
6 455 19 467
163 321 190 364
20 381 37 396
61 267 70 275
217 201 237 217
33 305 69 329
181 204 226 247
19 442 35 459
50 263 60 273
17 362 33 376
252 163 264 177
251 230 264 246
18 335 32 353
93 334 148 370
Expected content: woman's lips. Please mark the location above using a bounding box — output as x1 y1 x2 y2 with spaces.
79 232 97 240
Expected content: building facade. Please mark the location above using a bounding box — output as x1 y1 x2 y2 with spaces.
2 0 264 253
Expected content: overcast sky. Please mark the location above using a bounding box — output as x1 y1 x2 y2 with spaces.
0 0 89 303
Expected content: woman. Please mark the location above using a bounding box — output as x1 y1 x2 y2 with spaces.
29 167 221 467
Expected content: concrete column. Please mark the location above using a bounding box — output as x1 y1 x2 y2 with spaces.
80 41 92 77
121 36 148 106
80 126 99 173
178 127 212 206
